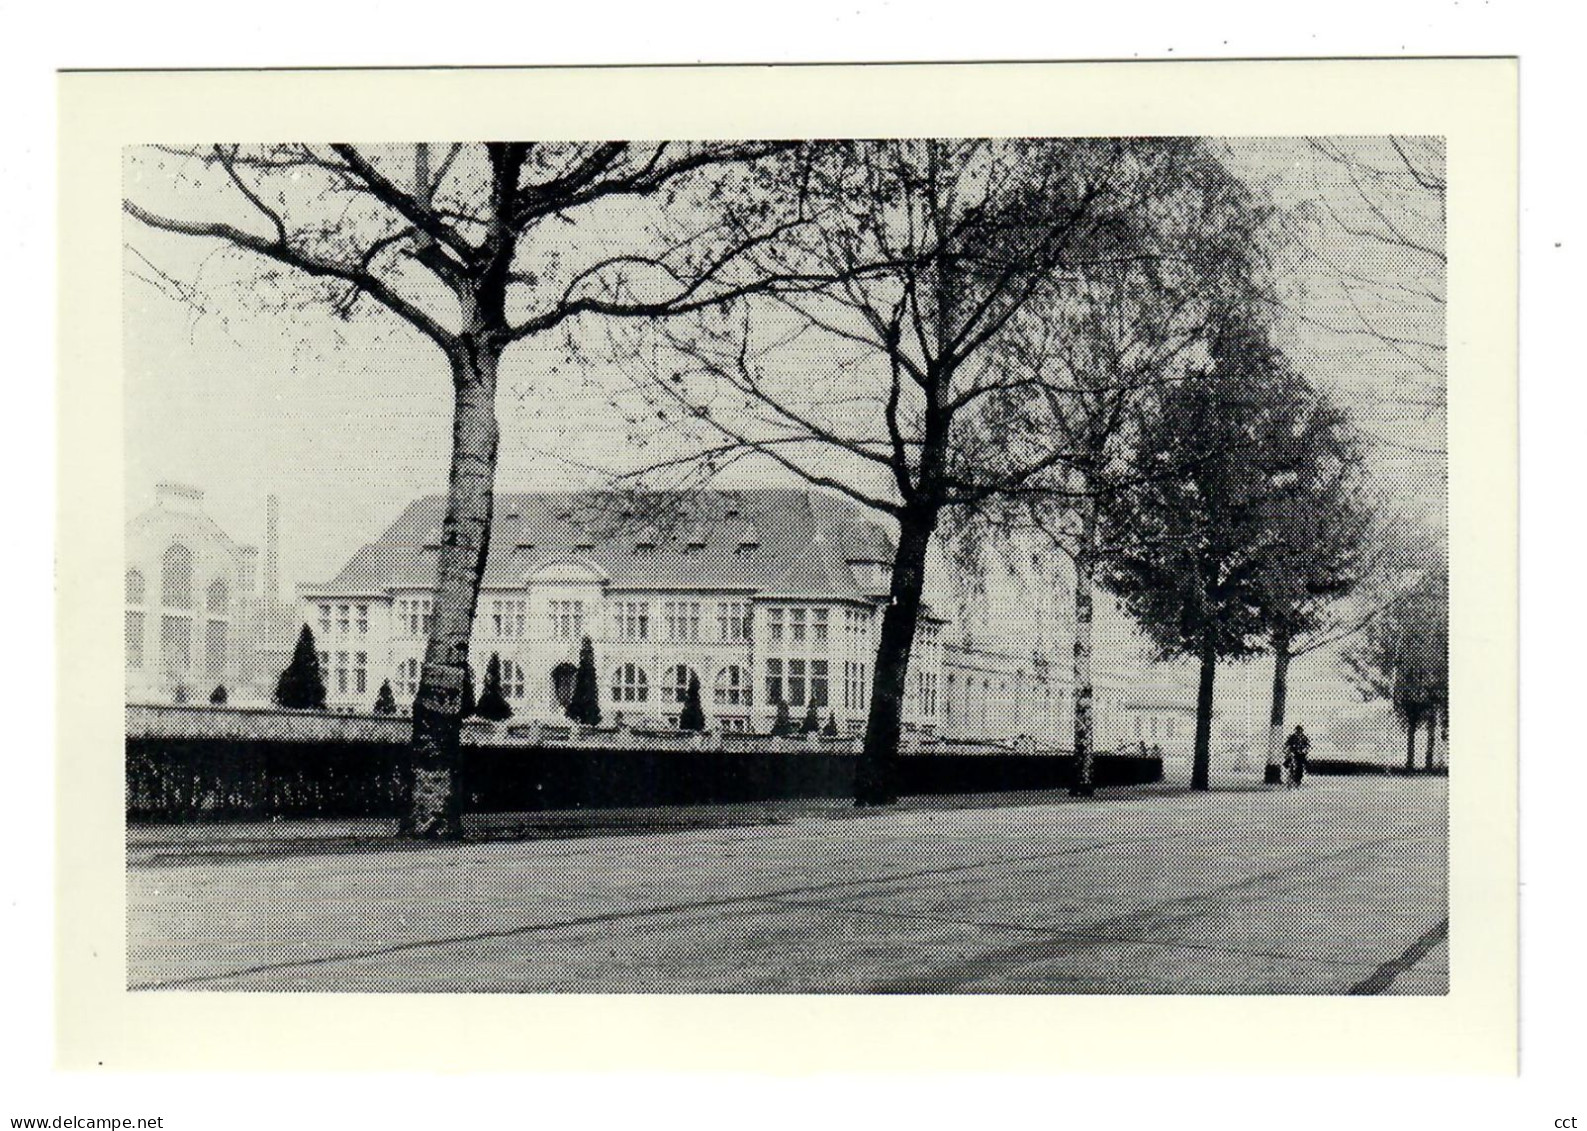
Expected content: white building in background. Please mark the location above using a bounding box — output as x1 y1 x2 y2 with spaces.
300 488 1157 745
124 484 294 704
301 489 946 734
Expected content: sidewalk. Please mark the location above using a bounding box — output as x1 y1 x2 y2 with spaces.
128 773 1228 867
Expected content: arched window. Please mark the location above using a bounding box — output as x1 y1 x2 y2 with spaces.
161 545 193 609
714 665 750 707
398 658 421 699
662 665 699 704
126 569 146 605
550 662 578 708
500 660 525 700
611 663 648 703
207 579 229 615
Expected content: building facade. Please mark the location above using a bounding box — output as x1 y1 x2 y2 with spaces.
299 487 1171 745
125 484 292 705
301 490 953 734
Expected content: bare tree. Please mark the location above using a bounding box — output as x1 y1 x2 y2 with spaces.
966 158 1268 794
613 138 1254 804
1284 137 1446 450
125 141 803 838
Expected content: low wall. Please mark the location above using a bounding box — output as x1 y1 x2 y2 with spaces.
125 706 1162 823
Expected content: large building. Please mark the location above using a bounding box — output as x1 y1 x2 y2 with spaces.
300 488 1116 741
125 484 294 704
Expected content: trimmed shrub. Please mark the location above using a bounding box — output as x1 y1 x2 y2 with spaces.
800 701 820 735
772 698 792 737
567 636 602 726
274 624 327 710
476 654 514 722
209 685 228 706
372 680 398 715
680 673 706 732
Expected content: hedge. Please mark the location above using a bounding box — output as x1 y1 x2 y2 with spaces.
126 736 1162 824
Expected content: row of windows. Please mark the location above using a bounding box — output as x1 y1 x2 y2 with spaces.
490 599 528 639
387 660 753 711
765 658 830 709
610 663 753 707
125 611 226 677
397 598 434 637
126 557 228 615
319 651 369 696
548 600 582 640
765 606 831 650
318 603 370 639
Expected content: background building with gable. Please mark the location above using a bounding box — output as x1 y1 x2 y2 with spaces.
298 487 1149 746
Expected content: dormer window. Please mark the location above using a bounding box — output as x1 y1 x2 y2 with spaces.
634 541 656 556
736 521 760 551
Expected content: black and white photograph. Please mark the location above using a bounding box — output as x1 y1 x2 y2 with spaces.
115 127 1456 997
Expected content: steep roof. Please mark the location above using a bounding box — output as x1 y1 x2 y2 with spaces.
315 488 899 601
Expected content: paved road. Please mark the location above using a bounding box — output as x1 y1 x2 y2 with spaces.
127 775 1448 994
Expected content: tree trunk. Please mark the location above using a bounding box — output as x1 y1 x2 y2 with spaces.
1069 496 1099 797
402 340 501 838
1263 632 1292 786
1191 635 1217 791
1424 704 1438 770
857 507 939 806
1405 709 1420 773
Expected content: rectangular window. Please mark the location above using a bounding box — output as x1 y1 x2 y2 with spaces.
665 602 701 642
765 658 783 707
356 604 369 635
126 611 144 669
811 660 829 708
813 608 829 647
549 600 583 640
355 652 367 695
788 659 806 707
717 602 749 643
617 602 650 641
204 619 226 678
790 608 806 644
337 604 350 636
318 604 331 638
767 607 783 646
335 651 348 694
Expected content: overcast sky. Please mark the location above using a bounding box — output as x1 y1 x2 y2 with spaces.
123 137 1446 602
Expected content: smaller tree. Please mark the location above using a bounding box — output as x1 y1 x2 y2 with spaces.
372 679 398 716
823 711 839 737
772 698 793 737
800 701 820 735
209 685 228 706
476 654 514 722
172 684 190 705
679 673 707 732
1343 559 1448 772
275 624 328 710
567 637 603 726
